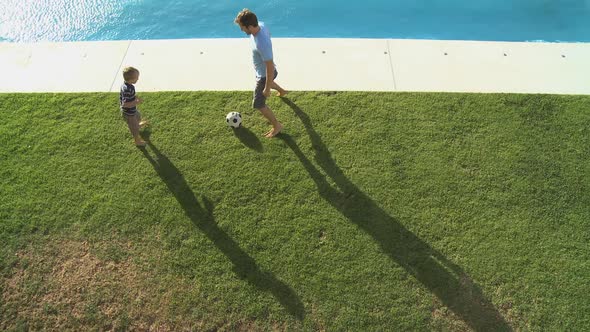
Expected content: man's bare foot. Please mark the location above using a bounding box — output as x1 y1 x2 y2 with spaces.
276 90 288 97
264 123 283 138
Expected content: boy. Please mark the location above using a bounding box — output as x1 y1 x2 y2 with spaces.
120 66 148 146
235 8 287 138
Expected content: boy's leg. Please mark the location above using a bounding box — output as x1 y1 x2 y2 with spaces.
136 110 148 127
125 113 145 146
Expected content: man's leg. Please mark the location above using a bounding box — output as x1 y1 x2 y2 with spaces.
258 105 283 138
253 76 283 138
271 81 288 97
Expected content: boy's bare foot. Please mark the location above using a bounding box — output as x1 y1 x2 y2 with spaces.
276 90 288 97
264 123 283 138
135 140 146 147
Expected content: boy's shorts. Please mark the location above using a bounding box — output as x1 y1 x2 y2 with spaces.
121 110 141 123
252 70 278 109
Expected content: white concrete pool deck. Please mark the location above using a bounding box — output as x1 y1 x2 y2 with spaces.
0 38 589 94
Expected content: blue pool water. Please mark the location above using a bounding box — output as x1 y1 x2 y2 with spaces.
1 0 589 43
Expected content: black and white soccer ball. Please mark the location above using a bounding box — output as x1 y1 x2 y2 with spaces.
226 112 242 128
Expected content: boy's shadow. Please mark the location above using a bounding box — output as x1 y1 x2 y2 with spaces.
139 131 303 320
232 126 263 152
280 98 511 331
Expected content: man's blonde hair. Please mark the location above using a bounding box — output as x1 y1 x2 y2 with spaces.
235 8 258 27
122 66 139 81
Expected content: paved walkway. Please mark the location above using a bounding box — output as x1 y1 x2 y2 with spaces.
0 38 588 94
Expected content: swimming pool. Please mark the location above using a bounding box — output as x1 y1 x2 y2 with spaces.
1 0 589 43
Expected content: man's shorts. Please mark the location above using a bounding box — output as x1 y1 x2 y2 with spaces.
252 70 278 109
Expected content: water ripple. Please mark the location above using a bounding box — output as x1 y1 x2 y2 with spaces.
0 0 588 42
0 0 123 42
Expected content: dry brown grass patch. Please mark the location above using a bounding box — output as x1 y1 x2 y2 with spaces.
1 238 180 330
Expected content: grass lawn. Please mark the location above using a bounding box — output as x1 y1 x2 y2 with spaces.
1 91 589 330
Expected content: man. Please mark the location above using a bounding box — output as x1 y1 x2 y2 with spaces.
235 8 287 138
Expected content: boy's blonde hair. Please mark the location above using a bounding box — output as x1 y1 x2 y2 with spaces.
122 67 139 81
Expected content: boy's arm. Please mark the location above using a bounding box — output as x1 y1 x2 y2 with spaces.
263 61 274 97
121 97 142 108
121 100 137 108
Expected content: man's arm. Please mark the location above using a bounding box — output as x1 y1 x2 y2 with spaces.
263 60 274 97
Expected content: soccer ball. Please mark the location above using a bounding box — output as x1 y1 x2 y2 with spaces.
226 112 242 128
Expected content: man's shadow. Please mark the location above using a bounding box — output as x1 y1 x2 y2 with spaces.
139 131 303 320
280 98 511 331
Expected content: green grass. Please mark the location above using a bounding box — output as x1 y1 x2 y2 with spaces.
1 91 589 330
